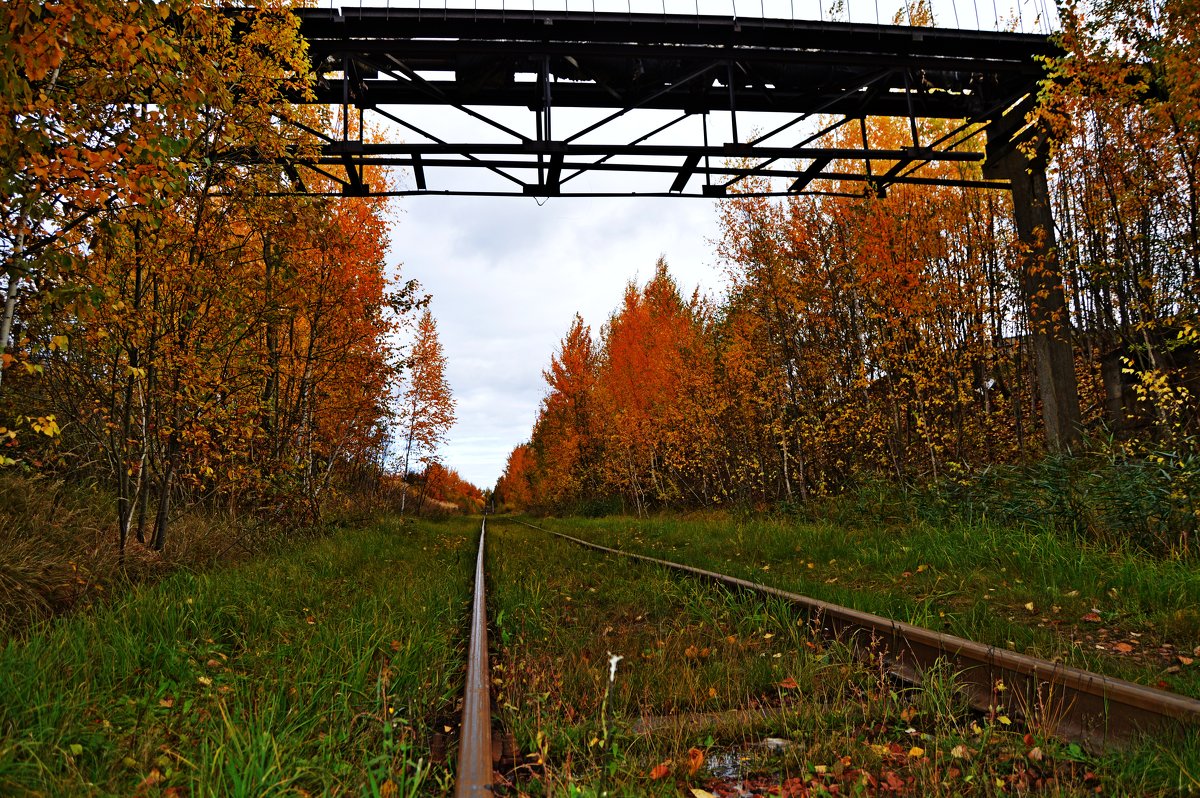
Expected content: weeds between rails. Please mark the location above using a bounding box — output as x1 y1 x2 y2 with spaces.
485 519 1199 796
535 514 1200 700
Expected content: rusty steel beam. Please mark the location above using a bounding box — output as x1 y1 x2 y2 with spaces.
455 520 493 797
516 521 1200 750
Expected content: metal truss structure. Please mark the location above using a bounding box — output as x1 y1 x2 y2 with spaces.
283 7 1058 198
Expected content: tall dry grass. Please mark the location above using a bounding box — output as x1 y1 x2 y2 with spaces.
0 473 271 639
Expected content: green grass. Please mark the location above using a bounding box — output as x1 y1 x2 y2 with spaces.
5 509 1196 796
0 517 477 797
487 519 1200 796
529 514 1200 699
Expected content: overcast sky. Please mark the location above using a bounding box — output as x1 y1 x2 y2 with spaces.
356 0 1055 489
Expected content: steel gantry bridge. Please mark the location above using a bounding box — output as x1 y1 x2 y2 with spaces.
280 6 1078 450
284 7 1059 199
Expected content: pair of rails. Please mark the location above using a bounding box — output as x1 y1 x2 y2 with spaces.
453 518 1200 796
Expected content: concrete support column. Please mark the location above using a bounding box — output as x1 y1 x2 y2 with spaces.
984 104 1082 452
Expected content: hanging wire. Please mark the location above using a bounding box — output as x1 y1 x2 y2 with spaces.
950 0 960 28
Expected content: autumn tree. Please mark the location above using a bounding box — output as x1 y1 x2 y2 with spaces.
0 3 427 555
495 443 535 512
1042 0 1200 445
396 309 456 513
0 1 311 391
530 314 597 510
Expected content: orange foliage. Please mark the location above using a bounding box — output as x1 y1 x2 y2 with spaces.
0 3 424 549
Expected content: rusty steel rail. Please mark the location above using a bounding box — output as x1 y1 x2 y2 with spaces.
455 520 493 797
514 519 1200 750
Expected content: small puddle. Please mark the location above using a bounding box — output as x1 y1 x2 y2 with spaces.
705 739 798 784
705 750 744 780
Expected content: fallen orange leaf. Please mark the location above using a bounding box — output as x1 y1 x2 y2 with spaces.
1114 642 1134 654
649 761 671 780
778 676 799 689
687 747 704 775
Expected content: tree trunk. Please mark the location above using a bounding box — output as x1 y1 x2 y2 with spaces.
0 232 25 392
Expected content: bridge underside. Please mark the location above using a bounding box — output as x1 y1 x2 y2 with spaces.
284 8 1056 198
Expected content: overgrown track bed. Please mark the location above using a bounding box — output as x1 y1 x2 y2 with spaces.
484 518 1200 796
530 514 1200 697
516 520 1200 750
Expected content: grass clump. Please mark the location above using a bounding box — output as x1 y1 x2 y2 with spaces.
0 516 475 797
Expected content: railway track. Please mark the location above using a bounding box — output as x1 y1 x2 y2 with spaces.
455 519 494 798
450 516 1200 794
